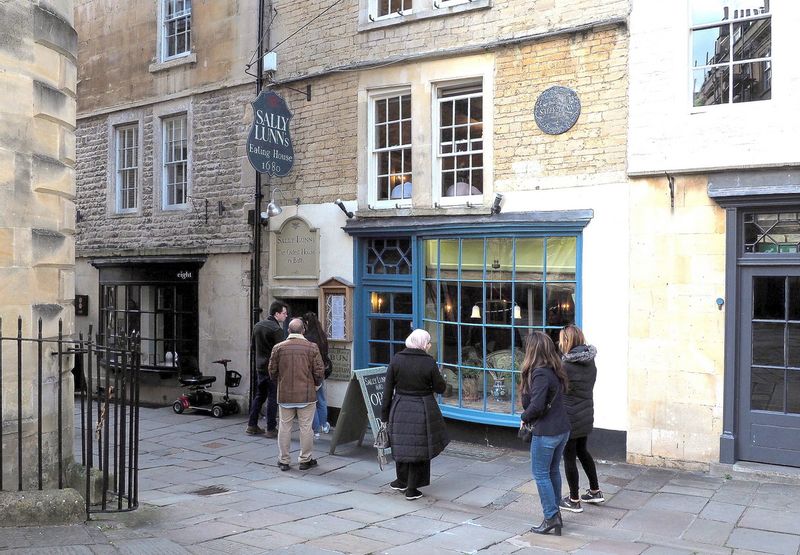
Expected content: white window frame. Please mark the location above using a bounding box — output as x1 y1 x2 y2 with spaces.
161 114 189 210
433 79 485 206
368 87 413 209
369 0 414 21
159 0 192 62
106 111 143 217
115 124 139 213
689 1 771 108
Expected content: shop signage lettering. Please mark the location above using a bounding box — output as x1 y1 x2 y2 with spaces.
246 91 294 177
272 218 319 279
176 271 193 280
328 347 351 381
534 85 581 135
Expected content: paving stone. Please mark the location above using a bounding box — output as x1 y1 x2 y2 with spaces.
726 527 800 555
454 486 510 508
265 544 346 554
640 547 697 555
323 490 419 517
268 514 363 540
658 484 715 498
681 517 734 545
162 520 247 545
626 470 676 493
615 508 694 538
412 504 488 524
700 500 746 523
306 532 392 554
471 512 533 535
0 548 96 554
641 492 709 514
574 538 647 554
738 506 800 535
329 508 388 524
350 524 424 546
24 526 97 548
186 538 265 554
518 530 588 551
213 506 303 528
378 514 458 536
250 476 350 497
224 528 304 550
415 523 514 552
636 534 731 555
382 542 461 555
114 537 191 554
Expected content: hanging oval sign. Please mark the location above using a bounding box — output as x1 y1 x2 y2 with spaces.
534 86 581 135
247 90 294 176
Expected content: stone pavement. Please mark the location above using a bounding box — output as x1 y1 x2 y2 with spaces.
2 406 800 554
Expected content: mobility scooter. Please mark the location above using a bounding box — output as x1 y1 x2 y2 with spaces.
172 358 241 418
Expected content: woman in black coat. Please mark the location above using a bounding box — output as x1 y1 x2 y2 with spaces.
380 329 448 500
558 325 604 513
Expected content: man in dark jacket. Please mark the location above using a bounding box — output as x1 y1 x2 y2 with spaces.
269 318 324 471
246 301 287 437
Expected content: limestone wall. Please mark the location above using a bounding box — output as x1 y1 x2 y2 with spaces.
0 0 77 490
627 175 726 468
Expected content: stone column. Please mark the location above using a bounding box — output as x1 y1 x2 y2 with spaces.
0 0 77 490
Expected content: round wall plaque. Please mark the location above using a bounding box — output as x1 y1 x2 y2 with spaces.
534 86 581 135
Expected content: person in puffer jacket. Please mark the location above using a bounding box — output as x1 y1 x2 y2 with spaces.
557 325 605 513
380 329 449 501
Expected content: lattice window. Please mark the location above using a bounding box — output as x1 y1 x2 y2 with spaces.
437 83 483 198
115 125 138 212
163 0 192 59
744 212 800 253
376 0 412 18
366 238 412 274
163 115 188 207
372 93 412 202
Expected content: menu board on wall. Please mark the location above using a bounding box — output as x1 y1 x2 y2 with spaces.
328 294 346 340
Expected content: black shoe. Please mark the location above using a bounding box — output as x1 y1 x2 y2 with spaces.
580 489 605 504
299 458 318 470
246 425 265 435
390 479 407 491
278 462 290 471
559 496 583 513
405 488 423 500
265 429 278 439
530 514 562 535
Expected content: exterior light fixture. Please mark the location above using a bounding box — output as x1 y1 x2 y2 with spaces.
490 193 504 215
260 187 283 223
335 198 354 219
470 304 481 319
513 304 522 319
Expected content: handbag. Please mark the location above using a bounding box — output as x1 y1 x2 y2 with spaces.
373 422 390 470
517 423 534 443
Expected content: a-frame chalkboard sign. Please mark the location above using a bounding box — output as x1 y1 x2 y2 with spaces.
329 366 390 455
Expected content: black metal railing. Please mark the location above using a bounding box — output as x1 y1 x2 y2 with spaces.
0 317 141 519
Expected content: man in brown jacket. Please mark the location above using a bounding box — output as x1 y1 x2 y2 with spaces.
268 318 324 471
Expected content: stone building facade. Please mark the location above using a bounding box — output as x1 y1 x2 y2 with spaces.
0 0 77 489
628 1 800 469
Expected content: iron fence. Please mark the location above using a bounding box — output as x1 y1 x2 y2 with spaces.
0 317 141 519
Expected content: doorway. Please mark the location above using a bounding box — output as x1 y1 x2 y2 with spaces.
278 297 319 333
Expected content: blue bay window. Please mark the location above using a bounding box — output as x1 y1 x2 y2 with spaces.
346 211 590 427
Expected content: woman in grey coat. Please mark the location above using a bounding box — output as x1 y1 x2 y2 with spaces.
558 325 604 513
380 329 448 500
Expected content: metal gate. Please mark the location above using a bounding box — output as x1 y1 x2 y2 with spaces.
0 318 141 519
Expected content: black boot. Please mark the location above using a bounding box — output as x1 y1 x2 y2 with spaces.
530 513 562 536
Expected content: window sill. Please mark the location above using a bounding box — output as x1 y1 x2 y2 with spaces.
149 53 197 74
358 0 491 32
109 210 140 218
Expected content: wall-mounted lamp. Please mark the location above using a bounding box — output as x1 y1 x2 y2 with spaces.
260 187 283 222
335 199 354 218
490 193 504 215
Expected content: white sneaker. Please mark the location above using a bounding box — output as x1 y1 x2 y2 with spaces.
314 432 320 440
321 422 331 434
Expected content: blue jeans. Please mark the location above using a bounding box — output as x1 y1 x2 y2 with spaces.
531 431 569 519
247 372 277 430
312 381 327 432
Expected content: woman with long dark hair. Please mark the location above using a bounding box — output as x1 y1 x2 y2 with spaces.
520 331 571 535
558 325 603 513
302 312 332 437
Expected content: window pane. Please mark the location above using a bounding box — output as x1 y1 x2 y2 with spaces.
692 26 729 67
515 283 544 327
732 61 771 103
789 278 800 321
691 0 727 26
461 239 483 275
693 66 729 106
392 292 412 314
733 18 770 61
370 342 390 365
788 370 800 414
393 319 412 341
788 324 800 369
751 367 784 412
752 322 784 367
753 276 784 320
546 283 576 328
546 237 577 281
370 318 390 339
440 282 458 322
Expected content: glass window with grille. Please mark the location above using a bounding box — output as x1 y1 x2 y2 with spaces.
437 83 483 198
375 0 412 18
163 0 191 59
163 115 188 208
115 125 138 212
99 283 198 372
691 0 771 107
372 93 412 203
422 236 578 417
744 211 800 254
366 238 413 275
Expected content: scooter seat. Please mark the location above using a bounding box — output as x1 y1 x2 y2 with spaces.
213 359 231 364
179 374 216 387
